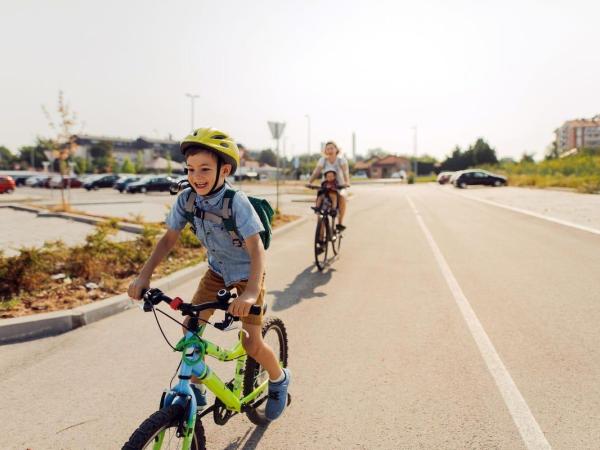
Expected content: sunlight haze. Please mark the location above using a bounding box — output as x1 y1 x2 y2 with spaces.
1 0 599 160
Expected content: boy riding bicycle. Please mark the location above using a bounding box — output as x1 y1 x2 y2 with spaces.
128 127 290 421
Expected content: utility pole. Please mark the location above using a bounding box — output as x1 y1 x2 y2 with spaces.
185 93 200 132
412 126 418 176
352 132 356 161
304 114 311 156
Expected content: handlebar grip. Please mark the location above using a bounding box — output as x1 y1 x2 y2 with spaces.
249 304 263 316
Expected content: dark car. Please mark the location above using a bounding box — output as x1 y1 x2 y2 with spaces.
0 176 16 194
114 176 141 193
83 174 120 191
126 176 175 194
453 170 507 189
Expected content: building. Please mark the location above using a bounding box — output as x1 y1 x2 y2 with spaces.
71 135 180 169
354 155 411 178
555 116 600 153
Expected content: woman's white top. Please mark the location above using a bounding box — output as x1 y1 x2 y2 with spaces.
317 156 348 186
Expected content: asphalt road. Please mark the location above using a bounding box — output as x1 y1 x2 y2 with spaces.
1 184 599 449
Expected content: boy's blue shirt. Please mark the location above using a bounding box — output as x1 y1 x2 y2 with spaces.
166 183 264 285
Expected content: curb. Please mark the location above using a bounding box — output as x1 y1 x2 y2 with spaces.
0 216 308 345
2 204 144 234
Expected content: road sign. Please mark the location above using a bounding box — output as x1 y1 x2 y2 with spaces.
268 121 286 140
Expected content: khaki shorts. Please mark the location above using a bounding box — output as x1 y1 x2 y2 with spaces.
192 269 264 326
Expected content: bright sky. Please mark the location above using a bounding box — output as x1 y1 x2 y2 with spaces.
2 0 599 160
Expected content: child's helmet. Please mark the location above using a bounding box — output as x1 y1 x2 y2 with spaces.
180 128 240 175
323 169 337 177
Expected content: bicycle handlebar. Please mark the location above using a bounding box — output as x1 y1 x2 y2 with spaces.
140 287 263 317
305 184 349 190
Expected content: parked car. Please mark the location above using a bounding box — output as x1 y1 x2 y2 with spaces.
83 174 120 190
114 176 142 193
390 170 406 180
437 171 454 184
353 170 369 179
0 175 16 194
26 175 52 188
126 176 175 193
453 169 507 189
48 176 83 189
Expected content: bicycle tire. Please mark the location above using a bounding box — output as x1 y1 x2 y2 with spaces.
331 213 342 255
122 404 206 450
243 317 289 426
314 215 328 271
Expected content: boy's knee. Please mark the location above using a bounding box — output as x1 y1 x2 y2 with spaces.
243 338 262 358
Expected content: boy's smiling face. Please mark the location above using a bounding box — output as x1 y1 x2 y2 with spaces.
185 150 231 196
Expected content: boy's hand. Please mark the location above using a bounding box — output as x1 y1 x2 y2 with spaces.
228 293 257 318
128 277 150 300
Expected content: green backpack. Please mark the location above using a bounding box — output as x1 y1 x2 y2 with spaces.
182 188 274 250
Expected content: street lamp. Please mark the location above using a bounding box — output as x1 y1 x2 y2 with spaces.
304 114 311 156
185 93 200 132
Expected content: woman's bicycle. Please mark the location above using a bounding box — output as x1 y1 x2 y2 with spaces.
306 184 345 271
122 288 290 450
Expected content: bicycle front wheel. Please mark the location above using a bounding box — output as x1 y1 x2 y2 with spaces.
122 404 206 450
243 317 289 426
314 215 328 270
331 213 342 255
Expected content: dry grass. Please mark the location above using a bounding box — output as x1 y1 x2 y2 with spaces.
0 213 298 318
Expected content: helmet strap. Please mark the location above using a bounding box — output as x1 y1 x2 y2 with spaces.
207 158 222 195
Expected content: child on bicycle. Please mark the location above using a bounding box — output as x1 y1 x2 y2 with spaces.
128 127 290 421
314 169 340 212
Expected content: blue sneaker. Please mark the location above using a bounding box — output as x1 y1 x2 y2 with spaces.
265 368 291 421
190 384 207 411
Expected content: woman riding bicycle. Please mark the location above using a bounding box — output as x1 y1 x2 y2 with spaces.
307 141 351 231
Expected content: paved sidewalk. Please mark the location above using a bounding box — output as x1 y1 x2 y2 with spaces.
0 209 135 256
442 185 600 231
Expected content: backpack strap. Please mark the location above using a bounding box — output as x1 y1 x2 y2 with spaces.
221 189 243 247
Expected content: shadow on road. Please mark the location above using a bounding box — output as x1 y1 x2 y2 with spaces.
269 264 334 312
222 424 269 450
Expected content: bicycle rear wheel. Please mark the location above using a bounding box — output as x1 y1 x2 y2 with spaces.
314 215 328 271
331 213 342 255
243 317 290 426
122 404 206 450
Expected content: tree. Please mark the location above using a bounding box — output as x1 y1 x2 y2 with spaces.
0 146 15 169
165 153 172 175
520 152 535 163
366 147 387 159
545 140 560 160
258 149 277 167
470 138 498 165
73 156 88 174
121 157 135 174
16 143 48 169
90 142 114 173
41 91 79 210
441 138 498 171
135 150 145 173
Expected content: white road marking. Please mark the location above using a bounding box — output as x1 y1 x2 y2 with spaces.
407 195 551 450
446 189 600 236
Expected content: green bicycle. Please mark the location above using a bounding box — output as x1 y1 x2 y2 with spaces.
122 288 290 450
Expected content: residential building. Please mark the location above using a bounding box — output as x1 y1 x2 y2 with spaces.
71 135 180 169
354 155 411 178
555 115 600 153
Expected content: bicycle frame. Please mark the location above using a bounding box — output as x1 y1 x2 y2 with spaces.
156 328 269 448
